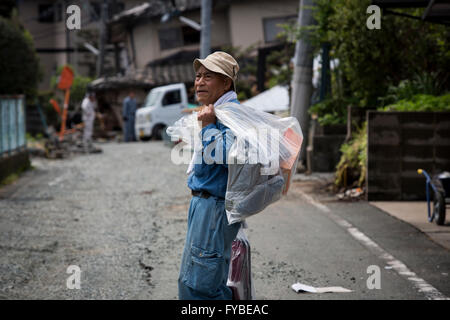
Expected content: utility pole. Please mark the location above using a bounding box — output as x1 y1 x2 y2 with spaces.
65 0 71 65
96 0 108 77
200 0 212 58
319 42 331 101
290 0 316 164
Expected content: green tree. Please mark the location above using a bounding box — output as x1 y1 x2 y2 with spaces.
327 0 450 107
220 45 258 101
283 0 450 125
286 0 450 108
0 16 41 97
266 43 295 89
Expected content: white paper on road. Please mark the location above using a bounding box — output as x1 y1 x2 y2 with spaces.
291 282 352 294
291 283 317 293
315 287 352 293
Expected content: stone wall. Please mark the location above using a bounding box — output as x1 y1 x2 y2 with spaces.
367 111 450 200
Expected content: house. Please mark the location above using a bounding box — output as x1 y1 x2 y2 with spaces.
89 0 299 110
16 0 143 91
107 0 298 74
17 0 298 132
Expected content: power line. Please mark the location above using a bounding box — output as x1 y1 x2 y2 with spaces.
20 0 101 40
31 17 96 41
31 7 101 41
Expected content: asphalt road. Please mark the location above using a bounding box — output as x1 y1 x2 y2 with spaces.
0 141 448 299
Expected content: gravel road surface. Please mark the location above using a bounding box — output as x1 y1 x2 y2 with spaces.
1 141 448 299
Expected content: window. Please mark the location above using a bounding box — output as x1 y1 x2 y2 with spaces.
145 90 162 107
263 15 297 43
182 26 200 46
158 26 200 50
162 90 181 106
158 28 183 50
55 3 62 22
89 1 101 21
38 3 62 23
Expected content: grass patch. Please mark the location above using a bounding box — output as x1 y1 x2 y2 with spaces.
0 163 32 187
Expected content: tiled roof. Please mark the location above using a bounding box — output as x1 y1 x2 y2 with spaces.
110 0 202 25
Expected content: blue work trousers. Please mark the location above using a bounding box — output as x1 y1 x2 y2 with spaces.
178 195 240 300
124 118 135 142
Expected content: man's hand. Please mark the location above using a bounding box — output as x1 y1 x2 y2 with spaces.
197 104 216 128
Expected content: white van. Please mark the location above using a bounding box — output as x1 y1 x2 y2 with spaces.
135 83 188 140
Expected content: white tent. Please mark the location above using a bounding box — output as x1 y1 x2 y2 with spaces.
242 85 289 113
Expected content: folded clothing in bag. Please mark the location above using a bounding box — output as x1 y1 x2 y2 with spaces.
226 162 285 224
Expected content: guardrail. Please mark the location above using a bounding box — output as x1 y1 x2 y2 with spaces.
0 95 26 156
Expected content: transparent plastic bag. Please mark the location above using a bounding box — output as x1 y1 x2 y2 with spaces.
227 225 254 300
167 102 303 224
215 103 302 177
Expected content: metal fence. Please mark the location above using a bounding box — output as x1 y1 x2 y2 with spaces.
0 95 26 156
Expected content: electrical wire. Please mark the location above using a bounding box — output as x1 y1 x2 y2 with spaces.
20 0 102 40
31 15 97 41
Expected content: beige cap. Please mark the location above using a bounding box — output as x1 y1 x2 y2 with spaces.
193 51 239 92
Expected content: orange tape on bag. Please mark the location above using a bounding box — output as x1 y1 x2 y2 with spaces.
280 127 303 195
280 127 302 170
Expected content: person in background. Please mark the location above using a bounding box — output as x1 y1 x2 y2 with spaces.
81 92 97 152
122 90 137 142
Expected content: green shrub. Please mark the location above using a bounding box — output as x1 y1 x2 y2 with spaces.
309 97 357 126
335 122 367 189
379 93 450 112
266 43 295 89
378 73 448 107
